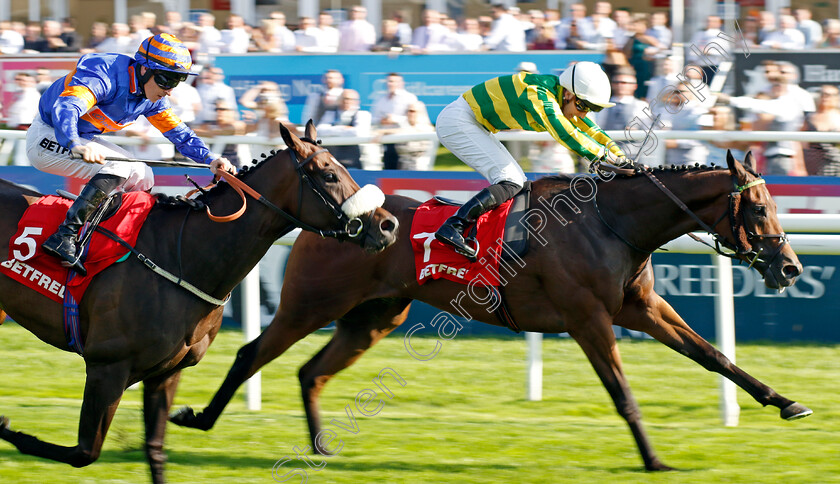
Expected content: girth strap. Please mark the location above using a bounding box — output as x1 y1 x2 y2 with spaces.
95 226 230 306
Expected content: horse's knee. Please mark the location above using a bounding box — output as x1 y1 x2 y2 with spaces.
614 396 643 423
68 448 99 468
145 444 168 465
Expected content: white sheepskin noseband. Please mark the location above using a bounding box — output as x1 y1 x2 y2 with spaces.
340 184 385 218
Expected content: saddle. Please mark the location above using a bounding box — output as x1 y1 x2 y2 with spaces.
2 192 157 303
433 181 533 261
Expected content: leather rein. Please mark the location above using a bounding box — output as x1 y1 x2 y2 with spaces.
201 141 365 240
592 163 789 269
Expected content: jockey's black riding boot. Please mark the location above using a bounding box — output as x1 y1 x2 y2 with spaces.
435 181 519 260
42 173 125 276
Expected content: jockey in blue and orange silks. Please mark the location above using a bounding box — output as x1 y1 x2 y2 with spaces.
27 33 236 275
434 61 631 260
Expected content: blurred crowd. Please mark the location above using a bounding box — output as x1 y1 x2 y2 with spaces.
1 4 839 175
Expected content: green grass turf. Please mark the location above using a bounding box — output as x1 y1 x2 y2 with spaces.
0 321 837 483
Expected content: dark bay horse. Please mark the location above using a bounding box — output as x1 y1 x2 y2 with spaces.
172 151 811 471
0 122 398 483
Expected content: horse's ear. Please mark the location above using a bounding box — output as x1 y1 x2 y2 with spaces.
743 151 756 171
726 149 749 182
725 150 736 171
305 119 316 140
279 122 305 153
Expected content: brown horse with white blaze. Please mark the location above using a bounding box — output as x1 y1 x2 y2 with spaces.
0 122 398 483
172 151 811 471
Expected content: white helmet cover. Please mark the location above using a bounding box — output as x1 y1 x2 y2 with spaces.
558 61 615 109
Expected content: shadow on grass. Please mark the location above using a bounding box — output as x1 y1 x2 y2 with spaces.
308 459 518 473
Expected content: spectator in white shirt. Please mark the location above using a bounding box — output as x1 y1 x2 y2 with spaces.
392 11 413 46
169 79 203 127
129 14 153 49
611 9 632 49
646 12 672 50
457 18 485 51
484 3 526 52
317 11 340 53
221 14 251 54
776 61 816 113
757 10 777 44
794 9 822 48
301 69 345 125
95 22 135 54
555 3 595 50
761 14 806 50
0 21 25 54
294 16 321 52
338 5 376 52
411 9 452 53
8 72 41 165
591 2 618 40
195 12 223 55
371 73 418 169
195 66 239 124
687 16 726 84
316 89 372 169
268 11 297 52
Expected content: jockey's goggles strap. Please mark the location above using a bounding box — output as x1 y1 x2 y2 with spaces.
737 179 766 192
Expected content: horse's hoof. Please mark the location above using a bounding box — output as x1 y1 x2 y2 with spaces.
646 459 677 471
312 444 336 456
0 416 8 430
781 402 813 420
169 406 196 426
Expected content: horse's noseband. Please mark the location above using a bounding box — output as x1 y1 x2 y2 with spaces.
291 145 369 240
723 178 789 269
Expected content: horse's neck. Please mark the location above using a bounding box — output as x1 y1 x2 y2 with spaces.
174 171 295 296
604 170 731 251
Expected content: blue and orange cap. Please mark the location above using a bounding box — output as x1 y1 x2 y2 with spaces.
135 33 196 75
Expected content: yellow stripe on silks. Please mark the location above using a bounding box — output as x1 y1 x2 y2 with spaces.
148 109 182 134
525 86 603 159
486 77 522 130
462 91 498 133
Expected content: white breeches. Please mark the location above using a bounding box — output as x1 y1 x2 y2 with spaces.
26 115 154 192
435 96 526 187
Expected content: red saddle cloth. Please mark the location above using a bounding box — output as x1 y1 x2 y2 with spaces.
1 192 156 303
410 199 514 286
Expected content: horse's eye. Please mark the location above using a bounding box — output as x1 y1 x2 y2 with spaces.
753 205 766 217
324 172 338 183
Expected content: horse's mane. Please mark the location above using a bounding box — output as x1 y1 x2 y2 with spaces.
0 177 44 197
535 162 758 199
154 148 288 209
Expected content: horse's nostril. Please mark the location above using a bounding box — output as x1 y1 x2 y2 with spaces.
380 218 397 233
783 264 802 279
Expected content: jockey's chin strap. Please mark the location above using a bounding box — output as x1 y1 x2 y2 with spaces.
200 146 366 240
641 170 788 269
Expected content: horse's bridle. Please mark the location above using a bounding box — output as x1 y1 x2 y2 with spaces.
592 163 789 268
290 139 366 240
208 141 366 240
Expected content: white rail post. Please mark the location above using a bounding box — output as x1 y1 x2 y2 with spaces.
526 332 543 401
242 266 262 411
714 254 739 426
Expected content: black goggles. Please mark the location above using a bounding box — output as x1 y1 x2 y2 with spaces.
153 70 188 89
574 97 604 113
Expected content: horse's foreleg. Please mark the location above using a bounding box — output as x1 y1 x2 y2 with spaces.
616 292 811 419
170 313 321 431
300 299 411 455
143 371 182 484
568 313 673 471
0 361 130 467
